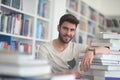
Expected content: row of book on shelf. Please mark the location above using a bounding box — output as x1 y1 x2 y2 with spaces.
1 0 23 10
66 0 105 25
0 13 48 39
1 0 50 18
79 32 120 80
0 34 32 54
0 13 33 37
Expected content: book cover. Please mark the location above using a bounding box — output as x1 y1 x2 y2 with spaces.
23 18 32 37
86 34 93 45
79 18 86 31
1 0 12 6
0 34 12 45
12 0 20 9
36 20 42 39
14 14 22 35
80 1 87 16
0 11 1 31
87 20 95 34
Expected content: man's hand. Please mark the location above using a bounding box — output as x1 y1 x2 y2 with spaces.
57 70 81 79
66 70 81 79
80 50 94 71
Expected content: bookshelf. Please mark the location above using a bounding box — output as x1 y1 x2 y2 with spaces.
66 0 107 45
105 17 120 33
0 0 52 58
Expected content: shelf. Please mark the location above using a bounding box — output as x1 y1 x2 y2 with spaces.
66 0 106 45
0 0 52 56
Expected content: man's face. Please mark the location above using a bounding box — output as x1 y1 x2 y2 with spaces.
58 21 76 44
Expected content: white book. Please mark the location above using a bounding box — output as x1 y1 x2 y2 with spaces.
90 64 120 71
0 59 49 66
93 70 120 77
94 54 120 61
91 41 120 47
94 76 120 80
0 52 49 66
109 46 120 51
79 58 120 65
94 32 120 39
51 74 75 80
92 59 120 65
110 51 120 54
0 52 33 59
0 64 51 77
91 42 112 47
83 70 120 78
92 39 120 43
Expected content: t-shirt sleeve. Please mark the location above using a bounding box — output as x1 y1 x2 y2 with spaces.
79 44 88 53
36 44 48 60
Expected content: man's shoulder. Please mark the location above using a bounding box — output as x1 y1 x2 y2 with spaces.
70 42 82 46
41 41 52 47
70 42 87 48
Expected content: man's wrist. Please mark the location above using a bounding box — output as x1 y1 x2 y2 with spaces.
88 48 95 55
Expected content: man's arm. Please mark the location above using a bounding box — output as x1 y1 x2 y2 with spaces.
80 46 110 71
55 70 81 79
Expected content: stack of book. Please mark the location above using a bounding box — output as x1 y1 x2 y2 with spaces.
81 32 120 80
0 52 52 80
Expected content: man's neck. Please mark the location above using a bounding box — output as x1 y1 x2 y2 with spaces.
53 39 69 52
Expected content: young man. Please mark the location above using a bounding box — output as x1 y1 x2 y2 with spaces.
36 14 109 78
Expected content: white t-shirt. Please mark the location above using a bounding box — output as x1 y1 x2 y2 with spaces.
37 41 87 73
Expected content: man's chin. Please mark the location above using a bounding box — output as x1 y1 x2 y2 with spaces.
63 40 71 44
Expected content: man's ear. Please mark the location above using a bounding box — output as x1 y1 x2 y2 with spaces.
57 25 60 31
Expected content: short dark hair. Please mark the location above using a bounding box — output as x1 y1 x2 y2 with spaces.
59 14 79 27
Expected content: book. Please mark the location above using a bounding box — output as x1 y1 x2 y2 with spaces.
110 51 120 54
92 39 120 44
51 74 75 80
23 18 32 37
91 42 120 47
14 14 22 35
12 0 21 9
0 58 49 66
94 70 120 78
90 64 120 71
0 64 51 77
0 34 12 45
92 59 120 65
94 32 120 39
93 54 120 61
94 76 120 80
0 52 34 64
83 70 120 78
1 0 12 6
0 74 51 80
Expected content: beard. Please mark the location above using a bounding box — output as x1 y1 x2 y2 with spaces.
59 33 73 44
